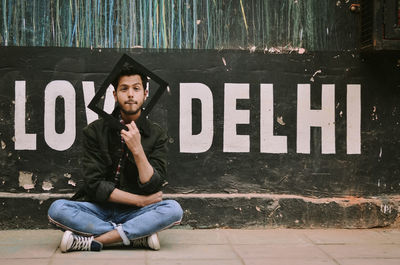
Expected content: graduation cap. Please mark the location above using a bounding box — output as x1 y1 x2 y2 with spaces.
88 54 168 131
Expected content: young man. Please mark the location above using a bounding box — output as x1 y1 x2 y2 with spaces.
48 65 183 252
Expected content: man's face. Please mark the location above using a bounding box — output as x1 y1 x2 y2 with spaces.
113 75 148 116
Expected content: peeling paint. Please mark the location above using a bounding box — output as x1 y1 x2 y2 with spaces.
1 140 5 149
63 173 71 179
68 179 76 187
263 46 306 54
371 106 378 120
42 181 54 191
277 116 286 126
222 57 227 66
310 70 322 82
18 171 35 190
267 200 280 211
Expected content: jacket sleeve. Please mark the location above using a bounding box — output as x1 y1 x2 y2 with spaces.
81 125 116 202
137 129 168 193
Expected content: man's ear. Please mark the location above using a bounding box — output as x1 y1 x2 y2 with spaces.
113 90 117 102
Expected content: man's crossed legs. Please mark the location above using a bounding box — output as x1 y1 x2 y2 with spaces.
48 199 183 252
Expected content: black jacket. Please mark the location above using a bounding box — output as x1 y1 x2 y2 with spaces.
72 110 168 202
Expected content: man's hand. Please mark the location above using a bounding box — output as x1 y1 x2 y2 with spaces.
121 121 142 155
121 121 154 185
137 191 163 207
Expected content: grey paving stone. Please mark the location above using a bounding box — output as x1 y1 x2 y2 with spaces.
0 259 50 265
224 229 309 245
52 248 146 259
233 244 328 259
303 229 389 245
0 230 61 246
377 229 400 244
146 244 238 260
148 259 243 265
242 258 337 265
159 229 229 245
338 258 400 265
1 229 399 265
49 259 146 265
319 244 400 259
0 244 56 259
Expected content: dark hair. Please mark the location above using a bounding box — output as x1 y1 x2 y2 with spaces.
111 65 148 90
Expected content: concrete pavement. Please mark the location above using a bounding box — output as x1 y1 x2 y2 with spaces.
0 228 399 265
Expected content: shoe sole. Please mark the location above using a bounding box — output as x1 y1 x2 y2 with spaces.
60 230 73 253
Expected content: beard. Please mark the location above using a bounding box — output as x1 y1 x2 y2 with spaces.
117 101 143 115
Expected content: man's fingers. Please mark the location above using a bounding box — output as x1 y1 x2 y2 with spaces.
126 123 134 131
129 121 137 129
120 124 138 136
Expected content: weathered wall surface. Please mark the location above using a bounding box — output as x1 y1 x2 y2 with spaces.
0 47 399 228
0 0 359 50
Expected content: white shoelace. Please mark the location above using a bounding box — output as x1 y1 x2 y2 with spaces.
71 235 93 251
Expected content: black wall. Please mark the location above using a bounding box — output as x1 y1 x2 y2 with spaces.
1 47 399 200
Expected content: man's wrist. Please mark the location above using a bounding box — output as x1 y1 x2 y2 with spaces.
130 145 144 157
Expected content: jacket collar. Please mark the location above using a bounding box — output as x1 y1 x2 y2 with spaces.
110 106 151 137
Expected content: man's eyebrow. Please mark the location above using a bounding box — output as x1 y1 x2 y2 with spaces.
119 82 143 86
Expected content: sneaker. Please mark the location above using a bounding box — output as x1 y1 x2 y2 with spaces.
131 233 160 250
60 230 103 253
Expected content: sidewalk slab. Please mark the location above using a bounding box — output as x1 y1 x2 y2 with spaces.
232 244 328 259
242 258 337 265
223 229 309 245
49 259 146 265
159 229 229 245
0 228 399 265
146 244 238 260
0 259 50 265
303 229 389 244
337 259 400 265
147 260 243 265
378 229 400 244
319 244 400 259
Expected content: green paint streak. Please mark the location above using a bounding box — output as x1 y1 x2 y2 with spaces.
0 0 346 50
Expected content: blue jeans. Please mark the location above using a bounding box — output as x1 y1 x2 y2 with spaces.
48 199 183 245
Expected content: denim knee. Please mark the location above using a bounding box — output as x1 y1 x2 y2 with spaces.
48 199 69 220
164 200 183 223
